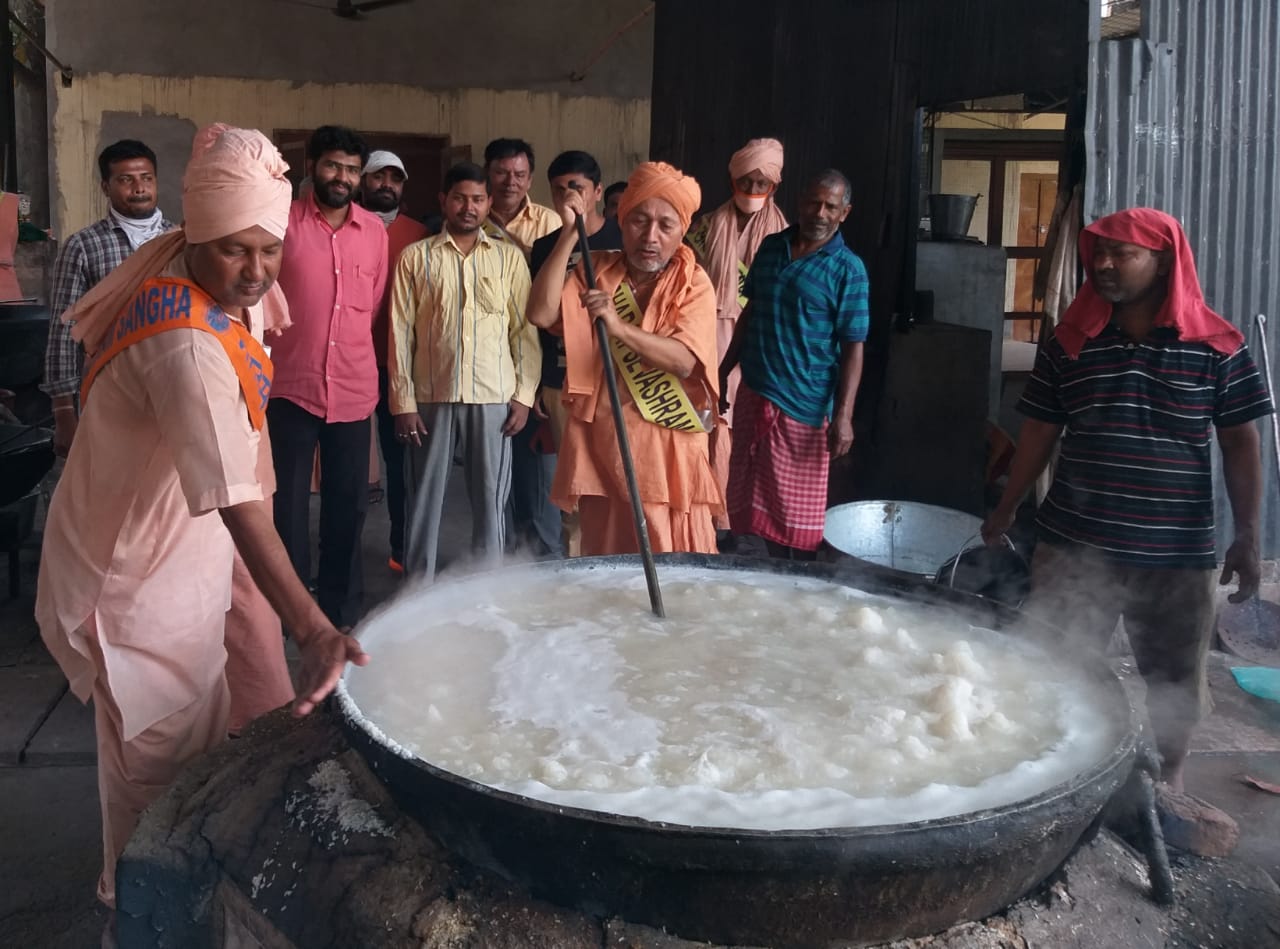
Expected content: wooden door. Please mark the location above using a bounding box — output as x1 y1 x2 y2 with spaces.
1010 172 1056 340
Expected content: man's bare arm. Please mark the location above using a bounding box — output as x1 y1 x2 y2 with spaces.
1217 420 1264 602
828 340 863 458
219 499 369 715
980 418 1064 543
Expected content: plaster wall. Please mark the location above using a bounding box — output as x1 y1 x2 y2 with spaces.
49 74 650 238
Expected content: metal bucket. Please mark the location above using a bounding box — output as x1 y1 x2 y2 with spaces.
928 193 978 240
337 554 1137 948
824 500 983 579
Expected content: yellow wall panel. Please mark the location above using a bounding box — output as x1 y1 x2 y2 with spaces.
51 73 651 238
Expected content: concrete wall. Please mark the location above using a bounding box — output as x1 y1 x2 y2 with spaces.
46 0 653 98
44 0 654 237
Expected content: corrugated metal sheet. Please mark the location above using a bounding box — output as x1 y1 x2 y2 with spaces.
1085 0 1280 559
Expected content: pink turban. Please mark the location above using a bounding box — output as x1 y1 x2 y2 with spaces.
67 124 293 350
182 124 292 243
617 162 702 232
728 138 784 184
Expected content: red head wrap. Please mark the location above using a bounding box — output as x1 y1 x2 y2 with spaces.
1056 207 1242 358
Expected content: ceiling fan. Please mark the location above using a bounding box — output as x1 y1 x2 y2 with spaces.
333 0 414 19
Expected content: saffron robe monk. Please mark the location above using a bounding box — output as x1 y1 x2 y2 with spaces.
527 161 723 555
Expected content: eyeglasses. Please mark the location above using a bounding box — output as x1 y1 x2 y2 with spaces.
318 159 363 177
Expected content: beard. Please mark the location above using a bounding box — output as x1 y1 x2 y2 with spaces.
314 178 353 209
363 187 400 213
627 248 669 273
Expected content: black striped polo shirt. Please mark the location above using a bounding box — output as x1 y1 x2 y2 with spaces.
1018 325 1273 567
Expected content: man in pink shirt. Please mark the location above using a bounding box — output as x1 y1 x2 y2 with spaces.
270 126 388 627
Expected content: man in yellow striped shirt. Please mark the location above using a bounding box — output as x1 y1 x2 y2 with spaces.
388 162 540 580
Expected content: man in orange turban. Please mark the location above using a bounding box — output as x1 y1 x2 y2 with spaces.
527 162 724 554
36 125 368 921
686 139 789 542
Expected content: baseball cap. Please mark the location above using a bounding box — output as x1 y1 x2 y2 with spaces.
363 150 407 178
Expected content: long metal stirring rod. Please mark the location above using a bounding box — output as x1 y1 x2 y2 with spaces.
574 211 665 617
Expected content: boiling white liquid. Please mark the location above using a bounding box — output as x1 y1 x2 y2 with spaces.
340 566 1121 830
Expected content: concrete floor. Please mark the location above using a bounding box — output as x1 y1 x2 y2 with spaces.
2 474 1279 948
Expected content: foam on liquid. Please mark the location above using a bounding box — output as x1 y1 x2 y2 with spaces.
341 566 1121 830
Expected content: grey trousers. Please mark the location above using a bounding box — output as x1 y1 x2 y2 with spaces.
405 402 512 581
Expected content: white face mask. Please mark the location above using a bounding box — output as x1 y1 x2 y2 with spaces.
733 191 769 215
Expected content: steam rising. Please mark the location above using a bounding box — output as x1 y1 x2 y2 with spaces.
341 565 1124 831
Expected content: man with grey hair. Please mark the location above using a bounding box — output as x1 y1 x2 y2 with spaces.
720 169 869 559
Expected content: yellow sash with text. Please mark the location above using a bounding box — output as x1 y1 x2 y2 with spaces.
685 217 749 309
607 282 710 433
80 277 273 431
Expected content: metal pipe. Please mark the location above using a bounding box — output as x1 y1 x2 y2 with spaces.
1256 314 1280 488
574 214 665 618
7 10 73 87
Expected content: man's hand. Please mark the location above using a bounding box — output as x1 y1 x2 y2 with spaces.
558 187 588 232
531 388 549 421
827 416 854 459
292 625 370 717
581 282 619 334
502 399 531 436
981 505 1017 546
394 411 428 448
52 408 78 458
1220 536 1261 603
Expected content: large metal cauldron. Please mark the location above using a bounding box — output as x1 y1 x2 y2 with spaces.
337 555 1137 948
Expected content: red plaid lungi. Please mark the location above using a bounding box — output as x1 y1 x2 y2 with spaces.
726 382 830 550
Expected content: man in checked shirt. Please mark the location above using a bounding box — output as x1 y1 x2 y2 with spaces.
43 140 173 456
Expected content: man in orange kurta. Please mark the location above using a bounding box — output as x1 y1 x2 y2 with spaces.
35 125 367 917
527 162 723 555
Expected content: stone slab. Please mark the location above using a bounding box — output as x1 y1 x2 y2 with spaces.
23 687 96 766
1183 751 1280 882
0 666 67 765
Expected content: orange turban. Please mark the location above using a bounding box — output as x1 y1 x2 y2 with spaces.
616 161 702 232
728 138 784 184
183 124 292 244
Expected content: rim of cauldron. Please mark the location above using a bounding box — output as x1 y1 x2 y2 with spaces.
336 553 1139 841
